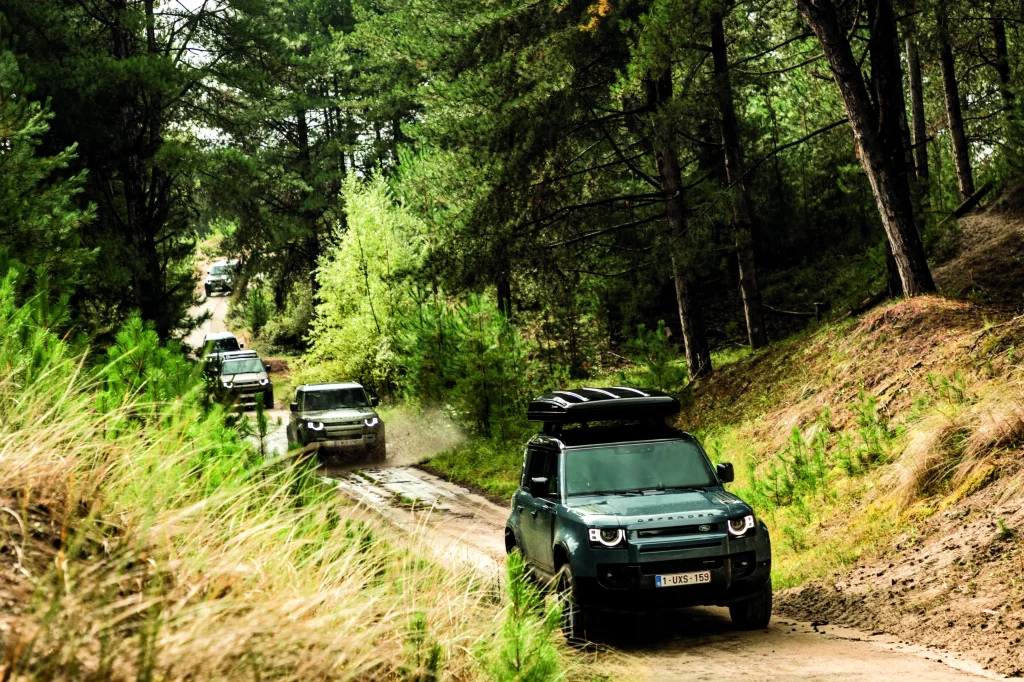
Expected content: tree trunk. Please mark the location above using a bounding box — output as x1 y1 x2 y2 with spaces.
993 15 1015 144
994 17 1013 111
645 72 712 379
869 0 912 297
937 6 975 201
710 5 767 350
905 34 928 183
797 0 935 295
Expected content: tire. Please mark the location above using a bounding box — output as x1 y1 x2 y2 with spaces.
729 578 772 630
263 390 274 409
370 439 386 462
204 285 212 297
557 562 597 646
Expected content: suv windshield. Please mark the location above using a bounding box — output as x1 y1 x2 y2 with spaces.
221 359 264 375
564 440 717 496
207 337 239 353
302 388 368 411
210 264 234 276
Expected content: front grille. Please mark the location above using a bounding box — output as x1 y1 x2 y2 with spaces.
638 539 721 553
638 558 724 574
324 432 362 440
636 523 720 538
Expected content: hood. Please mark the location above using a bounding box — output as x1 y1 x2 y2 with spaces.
568 489 750 525
222 371 268 384
303 407 377 422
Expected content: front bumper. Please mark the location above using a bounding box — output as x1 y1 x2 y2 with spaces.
224 383 272 402
206 279 232 291
305 430 382 449
575 554 770 612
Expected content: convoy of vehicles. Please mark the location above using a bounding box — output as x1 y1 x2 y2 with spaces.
504 387 772 642
195 269 770 647
287 382 385 459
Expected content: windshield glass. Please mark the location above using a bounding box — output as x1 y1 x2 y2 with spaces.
221 359 264 375
210 264 233 276
564 440 717 496
207 337 239 353
302 388 368 411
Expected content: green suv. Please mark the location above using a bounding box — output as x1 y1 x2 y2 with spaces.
287 383 385 460
504 387 772 642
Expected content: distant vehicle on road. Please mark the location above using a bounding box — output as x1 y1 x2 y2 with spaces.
287 382 384 460
202 331 244 364
204 260 238 297
215 351 273 409
504 387 772 643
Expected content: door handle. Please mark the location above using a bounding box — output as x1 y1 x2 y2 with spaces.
531 509 538 517
517 506 523 513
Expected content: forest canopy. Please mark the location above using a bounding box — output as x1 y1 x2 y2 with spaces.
1 0 1020 416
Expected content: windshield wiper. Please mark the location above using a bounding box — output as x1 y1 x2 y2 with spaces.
618 486 706 495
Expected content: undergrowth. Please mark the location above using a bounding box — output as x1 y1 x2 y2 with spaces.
0 265 565 681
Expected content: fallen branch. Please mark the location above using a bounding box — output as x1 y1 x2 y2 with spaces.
844 289 888 319
935 181 995 229
763 302 828 318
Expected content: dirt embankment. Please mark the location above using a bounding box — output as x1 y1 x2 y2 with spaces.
686 192 1024 677
778 479 1024 677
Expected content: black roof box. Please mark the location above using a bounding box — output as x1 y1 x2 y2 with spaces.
526 387 680 423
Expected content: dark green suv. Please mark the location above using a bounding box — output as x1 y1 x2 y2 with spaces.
504 387 772 642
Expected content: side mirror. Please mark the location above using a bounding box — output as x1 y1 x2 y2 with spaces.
263 362 270 372
370 396 380 407
289 402 298 412
239 342 245 348
529 476 550 499
717 462 735 484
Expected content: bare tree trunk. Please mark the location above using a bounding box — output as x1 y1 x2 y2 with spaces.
645 72 712 379
797 0 935 295
710 5 767 350
937 5 975 201
869 0 912 297
994 17 1013 111
906 33 928 183
993 15 1015 145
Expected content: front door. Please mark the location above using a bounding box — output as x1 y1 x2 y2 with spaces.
521 447 559 575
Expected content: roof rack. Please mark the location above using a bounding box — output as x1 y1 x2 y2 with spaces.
526 386 680 424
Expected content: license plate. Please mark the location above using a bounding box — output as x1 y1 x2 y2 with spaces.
655 570 711 587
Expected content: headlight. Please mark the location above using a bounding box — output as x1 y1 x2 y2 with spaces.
307 421 325 431
222 381 233 388
588 528 625 547
727 515 756 537
364 417 379 428
259 378 269 386
205 279 211 284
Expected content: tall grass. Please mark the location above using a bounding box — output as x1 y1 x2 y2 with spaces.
0 271 562 681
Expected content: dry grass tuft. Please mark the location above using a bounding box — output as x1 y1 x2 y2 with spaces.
961 391 1024 463
891 412 964 508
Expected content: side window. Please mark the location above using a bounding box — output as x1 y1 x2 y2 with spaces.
520 448 530 489
525 448 560 498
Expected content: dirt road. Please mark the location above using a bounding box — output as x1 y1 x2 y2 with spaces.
187 274 1003 681
336 466 1003 681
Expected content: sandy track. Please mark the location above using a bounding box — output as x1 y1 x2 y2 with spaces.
325 465 1003 681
